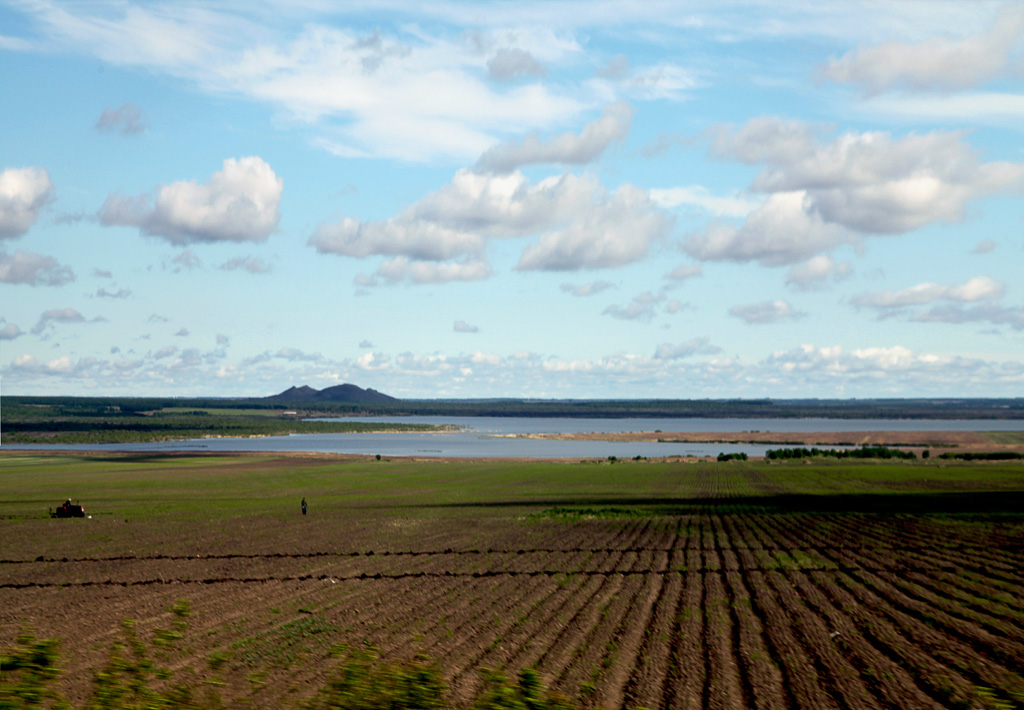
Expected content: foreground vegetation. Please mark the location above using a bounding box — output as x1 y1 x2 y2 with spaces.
1 608 578 710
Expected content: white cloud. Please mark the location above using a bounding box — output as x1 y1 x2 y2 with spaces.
561 280 614 297
911 303 1024 331
99 157 282 245
310 216 484 261
475 101 631 173
689 119 1024 265
0 249 75 286
729 300 805 324
96 102 147 135
487 47 545 81
0 322 24 340
758 344 1023 394
516 183 673 271
453 320 479 333
602 290 668 323
153 345 178 360
30 307 87 335
653 336 720 360
0 167 55 239
376 257 492 284
663 263 702 282
687 191 845 267
786 255 851 289
313 168 671 275
820 4 1024 94
852 276 1005 309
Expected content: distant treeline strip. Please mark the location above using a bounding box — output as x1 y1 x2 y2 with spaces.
6 394 1024 419
0 409 447 445
939 451 1024 461
765 445 917 460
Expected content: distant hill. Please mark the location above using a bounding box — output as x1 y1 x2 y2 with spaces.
266 384 398 404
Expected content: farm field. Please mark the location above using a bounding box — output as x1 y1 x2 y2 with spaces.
2 452 1024 709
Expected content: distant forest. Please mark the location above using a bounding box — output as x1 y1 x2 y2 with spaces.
5 394 1024 419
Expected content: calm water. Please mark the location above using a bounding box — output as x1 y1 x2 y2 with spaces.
4 416 1021 459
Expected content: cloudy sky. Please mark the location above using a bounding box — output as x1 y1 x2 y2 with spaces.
2 1 1023 398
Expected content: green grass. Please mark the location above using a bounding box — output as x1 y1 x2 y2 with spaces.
4 455 1024 522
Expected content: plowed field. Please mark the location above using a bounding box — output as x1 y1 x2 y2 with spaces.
2 452 1023 709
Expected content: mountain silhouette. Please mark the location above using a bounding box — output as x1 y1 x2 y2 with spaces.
266 384 398 403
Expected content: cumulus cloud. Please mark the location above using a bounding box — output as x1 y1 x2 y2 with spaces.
820 5 1024 94
729 300 805 324
0 249 74 286
1 322 24 340
852 276 1005 310
516 183 673 271
96 102 147 135
313 168 672 278
475 101 631 173
688 119 1024 265
663 263 702 282
786 255 851 290
602 290 671 323
0 166 54 239
850 276 1024 330
153 345 178 360
911 303 1024 331
376 257 492 285
311 217 484 261
99 157 282 245
453 320 479 333
561 280 614 297
30 307 87 335
687 191 845 267
487 47 545 81
653 336 720 360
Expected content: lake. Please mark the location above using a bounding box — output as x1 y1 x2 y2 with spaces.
5 416 1022 459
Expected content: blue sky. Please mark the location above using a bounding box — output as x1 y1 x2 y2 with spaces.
2 0 1022 398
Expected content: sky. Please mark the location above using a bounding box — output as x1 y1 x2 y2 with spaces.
1 0 1023 399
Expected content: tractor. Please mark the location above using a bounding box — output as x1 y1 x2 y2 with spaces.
51 499 86 518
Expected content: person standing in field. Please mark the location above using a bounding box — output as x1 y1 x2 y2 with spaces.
301 497 307 515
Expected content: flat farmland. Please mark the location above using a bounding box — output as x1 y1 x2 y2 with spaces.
2 452 1024 709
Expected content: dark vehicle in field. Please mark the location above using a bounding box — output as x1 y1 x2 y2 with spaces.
51 499 86 518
